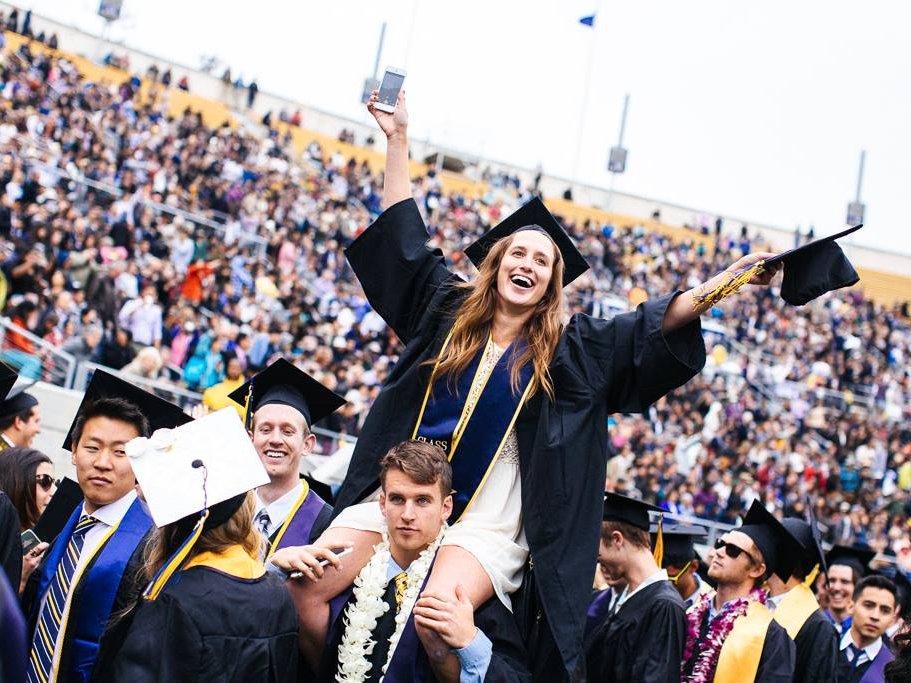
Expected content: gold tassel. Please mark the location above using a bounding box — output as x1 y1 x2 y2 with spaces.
653 514 664 567
693 261 765 310
143 509 210 601
803 563 820 589
243 379 254 431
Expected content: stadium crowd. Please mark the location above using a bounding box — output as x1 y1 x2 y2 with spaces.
0 23 910 563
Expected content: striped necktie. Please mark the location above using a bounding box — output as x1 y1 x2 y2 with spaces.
27 515 98 683
254 509 271 537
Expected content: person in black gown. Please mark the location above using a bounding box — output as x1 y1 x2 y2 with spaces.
768 517 839 682
108 411 299 682
277 87 785 680
583 494 686 683
836 575 897 683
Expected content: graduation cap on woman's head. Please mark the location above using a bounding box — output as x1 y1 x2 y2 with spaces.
227 358 346 431
695 224 862 309
62 370 192 451
738 500 804 581
126 408 270 600
464 197 590 287
826 545 876 579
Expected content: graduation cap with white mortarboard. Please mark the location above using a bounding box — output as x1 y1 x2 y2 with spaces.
228 358 346 432
737 500 804 581
464 197 591 287
695 224 862 309
125 407 270 600
62 369 193 451
602 492 666 565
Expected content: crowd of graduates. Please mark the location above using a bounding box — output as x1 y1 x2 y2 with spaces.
1 13 911 682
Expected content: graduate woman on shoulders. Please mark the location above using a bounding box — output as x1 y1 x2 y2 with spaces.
270 88 857 679
106 410 299 682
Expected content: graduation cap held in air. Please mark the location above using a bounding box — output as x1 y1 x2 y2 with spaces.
603 492 666 565
126 408 270 600
738 500 804 581
62 369 193 451
695 224 862 309
464 197 591 287
826 545 876 579
650 520 708 567
228 358 346 431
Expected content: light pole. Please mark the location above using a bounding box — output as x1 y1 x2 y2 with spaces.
846 150 866 226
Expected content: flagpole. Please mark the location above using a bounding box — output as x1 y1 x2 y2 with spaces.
571 6 601 184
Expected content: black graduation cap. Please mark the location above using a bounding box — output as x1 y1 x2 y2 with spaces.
826 545 875 578
781 518 826 579
0 362 17 401
0 379 39 420
464 197 590 287
62 370 192 450
739 500 803 581
765 225 862 306
228 358 346 429
891 570 911 618
602 492 662 532
650 521 708 563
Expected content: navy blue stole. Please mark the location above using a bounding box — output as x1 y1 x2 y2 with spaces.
267 480 326 559
413 332 534 521
33 497 151 681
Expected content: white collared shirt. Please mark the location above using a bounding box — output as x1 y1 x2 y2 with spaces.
1 432 14 447
255 482 303 538
840 627 883 667
614 569 669 612
767 591 787 611
43 489 137 671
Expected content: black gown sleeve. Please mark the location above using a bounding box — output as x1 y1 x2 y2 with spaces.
794 611 839 683
564 292 706 414
473 599 533 682
345 198 457 345
634 599 688 683
0 493 22 593
755 620 796 683
110 593 204 681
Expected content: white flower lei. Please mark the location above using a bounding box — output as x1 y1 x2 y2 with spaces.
335 525 447 683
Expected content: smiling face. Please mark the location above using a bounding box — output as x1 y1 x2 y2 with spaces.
72 416 141 512
379 468 452 567
827 564 856 610
495 231 557 311
251 403 315 485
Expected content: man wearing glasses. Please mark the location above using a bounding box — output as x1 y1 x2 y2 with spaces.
681 501 796 682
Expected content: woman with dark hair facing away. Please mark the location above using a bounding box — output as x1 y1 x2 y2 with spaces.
0 447 55 591
272 88 793 681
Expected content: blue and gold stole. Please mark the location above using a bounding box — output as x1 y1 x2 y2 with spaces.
412 331 534 521
33 497 151 681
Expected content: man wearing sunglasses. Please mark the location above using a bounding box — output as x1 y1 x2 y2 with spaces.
584 493 686 683
654 522 715 612
681 501 796 682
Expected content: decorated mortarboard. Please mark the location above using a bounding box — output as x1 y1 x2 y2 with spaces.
695 224 862 309
650 520 708 562
826 545 875 578
464 197 591 287
0 378 39 420
603 492 666 565
228 358 346 431
62 370 192 451
0 362 18 401
738 500 803 581
125 408 270 600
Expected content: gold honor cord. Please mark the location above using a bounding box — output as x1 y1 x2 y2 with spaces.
693 261 765 310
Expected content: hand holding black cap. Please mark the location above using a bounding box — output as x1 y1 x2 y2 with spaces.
464 197 590 287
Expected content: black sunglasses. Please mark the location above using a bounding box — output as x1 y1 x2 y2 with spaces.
714 538 757 564
36 474 55 492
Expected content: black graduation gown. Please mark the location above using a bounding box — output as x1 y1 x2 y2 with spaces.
108 565 299 682
583 580 686 683
755 620 797 682
331 199 706 677
20 528 151 683
320 592 532 682
793 609 839 683
0 492 22 591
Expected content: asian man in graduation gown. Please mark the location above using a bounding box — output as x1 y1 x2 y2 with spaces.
583 494 687 683
228 359 345 556
287 440 530 682
20 371 191 683
768 517 839 683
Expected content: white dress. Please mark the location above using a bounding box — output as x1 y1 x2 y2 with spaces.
330 343 529 608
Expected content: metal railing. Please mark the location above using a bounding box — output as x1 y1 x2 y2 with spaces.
71 361 204 411
0 318 76 387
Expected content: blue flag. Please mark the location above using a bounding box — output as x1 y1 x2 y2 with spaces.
579 14 596 27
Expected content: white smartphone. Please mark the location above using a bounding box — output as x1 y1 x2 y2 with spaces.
288 546 354 579
373 67 406 113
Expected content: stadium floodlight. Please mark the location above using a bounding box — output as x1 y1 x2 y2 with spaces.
847 150 865 226
361 23 386 105
97 0 123 22
607 94 630 174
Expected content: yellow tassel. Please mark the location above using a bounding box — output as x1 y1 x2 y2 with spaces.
693 261 765 310
653 514 664 568
243 379 254 431
804 563 820 589
143 509 210 601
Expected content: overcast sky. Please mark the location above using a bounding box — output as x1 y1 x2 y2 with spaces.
23 0 911 255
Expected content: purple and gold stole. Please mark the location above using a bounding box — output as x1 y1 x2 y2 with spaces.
265 480 327 560
412 331 534 521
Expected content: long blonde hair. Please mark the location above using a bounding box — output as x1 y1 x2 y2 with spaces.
143 491 263 581
432 232 564 400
